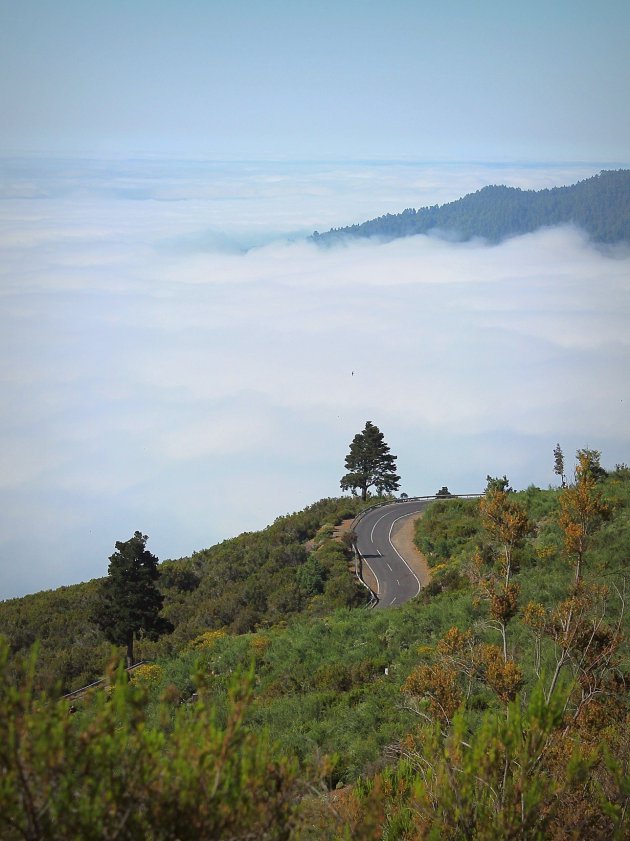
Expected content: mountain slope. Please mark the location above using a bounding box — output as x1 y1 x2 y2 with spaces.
2 467 628 839
312 169 630 245
0 496 371 694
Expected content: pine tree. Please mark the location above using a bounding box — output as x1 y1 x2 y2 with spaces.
94 531 173 667
340 421 400 501
553 443 566 487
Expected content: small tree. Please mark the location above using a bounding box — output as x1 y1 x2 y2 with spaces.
478 481 531 661
575 447 607 483
95 531 173 667
480 481 531 587
553 443 566 487
340 421 400 501
559 451 610 585
485 474 513 494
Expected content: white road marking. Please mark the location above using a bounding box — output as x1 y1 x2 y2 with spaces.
361 556 381 595
370 510 391 544
388 512 423 597
358 501 427 606
386 562 393 571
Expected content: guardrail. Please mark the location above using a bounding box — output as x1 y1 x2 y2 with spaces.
61 660 153 701
349 493 483 607
353 551 379 607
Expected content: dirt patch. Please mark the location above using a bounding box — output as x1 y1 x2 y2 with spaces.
332 518 355 540
305 518 356 553
390 513 431 588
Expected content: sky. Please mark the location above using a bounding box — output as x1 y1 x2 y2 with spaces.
1 0 629 161
0 2 629 599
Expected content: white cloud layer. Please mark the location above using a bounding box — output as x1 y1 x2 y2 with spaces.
1 160 629 599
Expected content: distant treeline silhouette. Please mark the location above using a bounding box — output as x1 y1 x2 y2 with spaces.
312 169 630 245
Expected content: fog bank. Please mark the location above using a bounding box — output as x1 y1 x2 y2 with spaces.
1 160 628 599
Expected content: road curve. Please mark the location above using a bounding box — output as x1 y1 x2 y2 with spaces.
355 499 431 608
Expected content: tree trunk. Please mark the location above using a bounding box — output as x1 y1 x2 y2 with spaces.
126 632 134 669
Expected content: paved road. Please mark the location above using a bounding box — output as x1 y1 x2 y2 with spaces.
355 499 431 608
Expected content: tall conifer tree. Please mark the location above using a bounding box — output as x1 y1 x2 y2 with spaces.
95 531 173 667
553 443 566 488
340 421 400 501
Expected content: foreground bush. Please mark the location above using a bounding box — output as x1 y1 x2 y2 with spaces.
0 642 301 841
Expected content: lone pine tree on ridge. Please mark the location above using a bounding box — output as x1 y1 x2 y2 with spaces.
340 421 400 501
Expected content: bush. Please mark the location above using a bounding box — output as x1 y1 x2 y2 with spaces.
0 643 302 840
415 498 483 567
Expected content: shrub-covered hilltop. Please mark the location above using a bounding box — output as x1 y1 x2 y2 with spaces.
2 453 629 839
312 169 630 245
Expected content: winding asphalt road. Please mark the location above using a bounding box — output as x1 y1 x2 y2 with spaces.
355 499 431 608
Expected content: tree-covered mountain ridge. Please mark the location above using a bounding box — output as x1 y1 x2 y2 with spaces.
312 169 630 245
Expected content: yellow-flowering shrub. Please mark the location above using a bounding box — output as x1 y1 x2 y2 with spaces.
186 629 227 651
250 634 270 660
129 662 163 690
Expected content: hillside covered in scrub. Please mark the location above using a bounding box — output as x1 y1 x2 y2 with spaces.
312 169 630 245
1 454 629 839
0 496 374 694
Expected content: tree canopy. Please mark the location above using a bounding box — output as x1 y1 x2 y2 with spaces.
312 169 630 246
94 531 173 667
340 421 400 501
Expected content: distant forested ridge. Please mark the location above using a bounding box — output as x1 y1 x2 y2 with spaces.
312 169 630 245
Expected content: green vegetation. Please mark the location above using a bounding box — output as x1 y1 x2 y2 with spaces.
1 455 629 838
312 169 630 245
0 649 301 840
340 420 400 500
0 497 371 694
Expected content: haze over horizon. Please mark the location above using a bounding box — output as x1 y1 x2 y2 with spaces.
1 0 629 162
1 1 629 599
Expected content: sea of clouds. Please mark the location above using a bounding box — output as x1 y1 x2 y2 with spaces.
1 158 628 599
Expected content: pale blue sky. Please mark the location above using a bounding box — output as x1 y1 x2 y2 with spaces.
1 0 629 160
